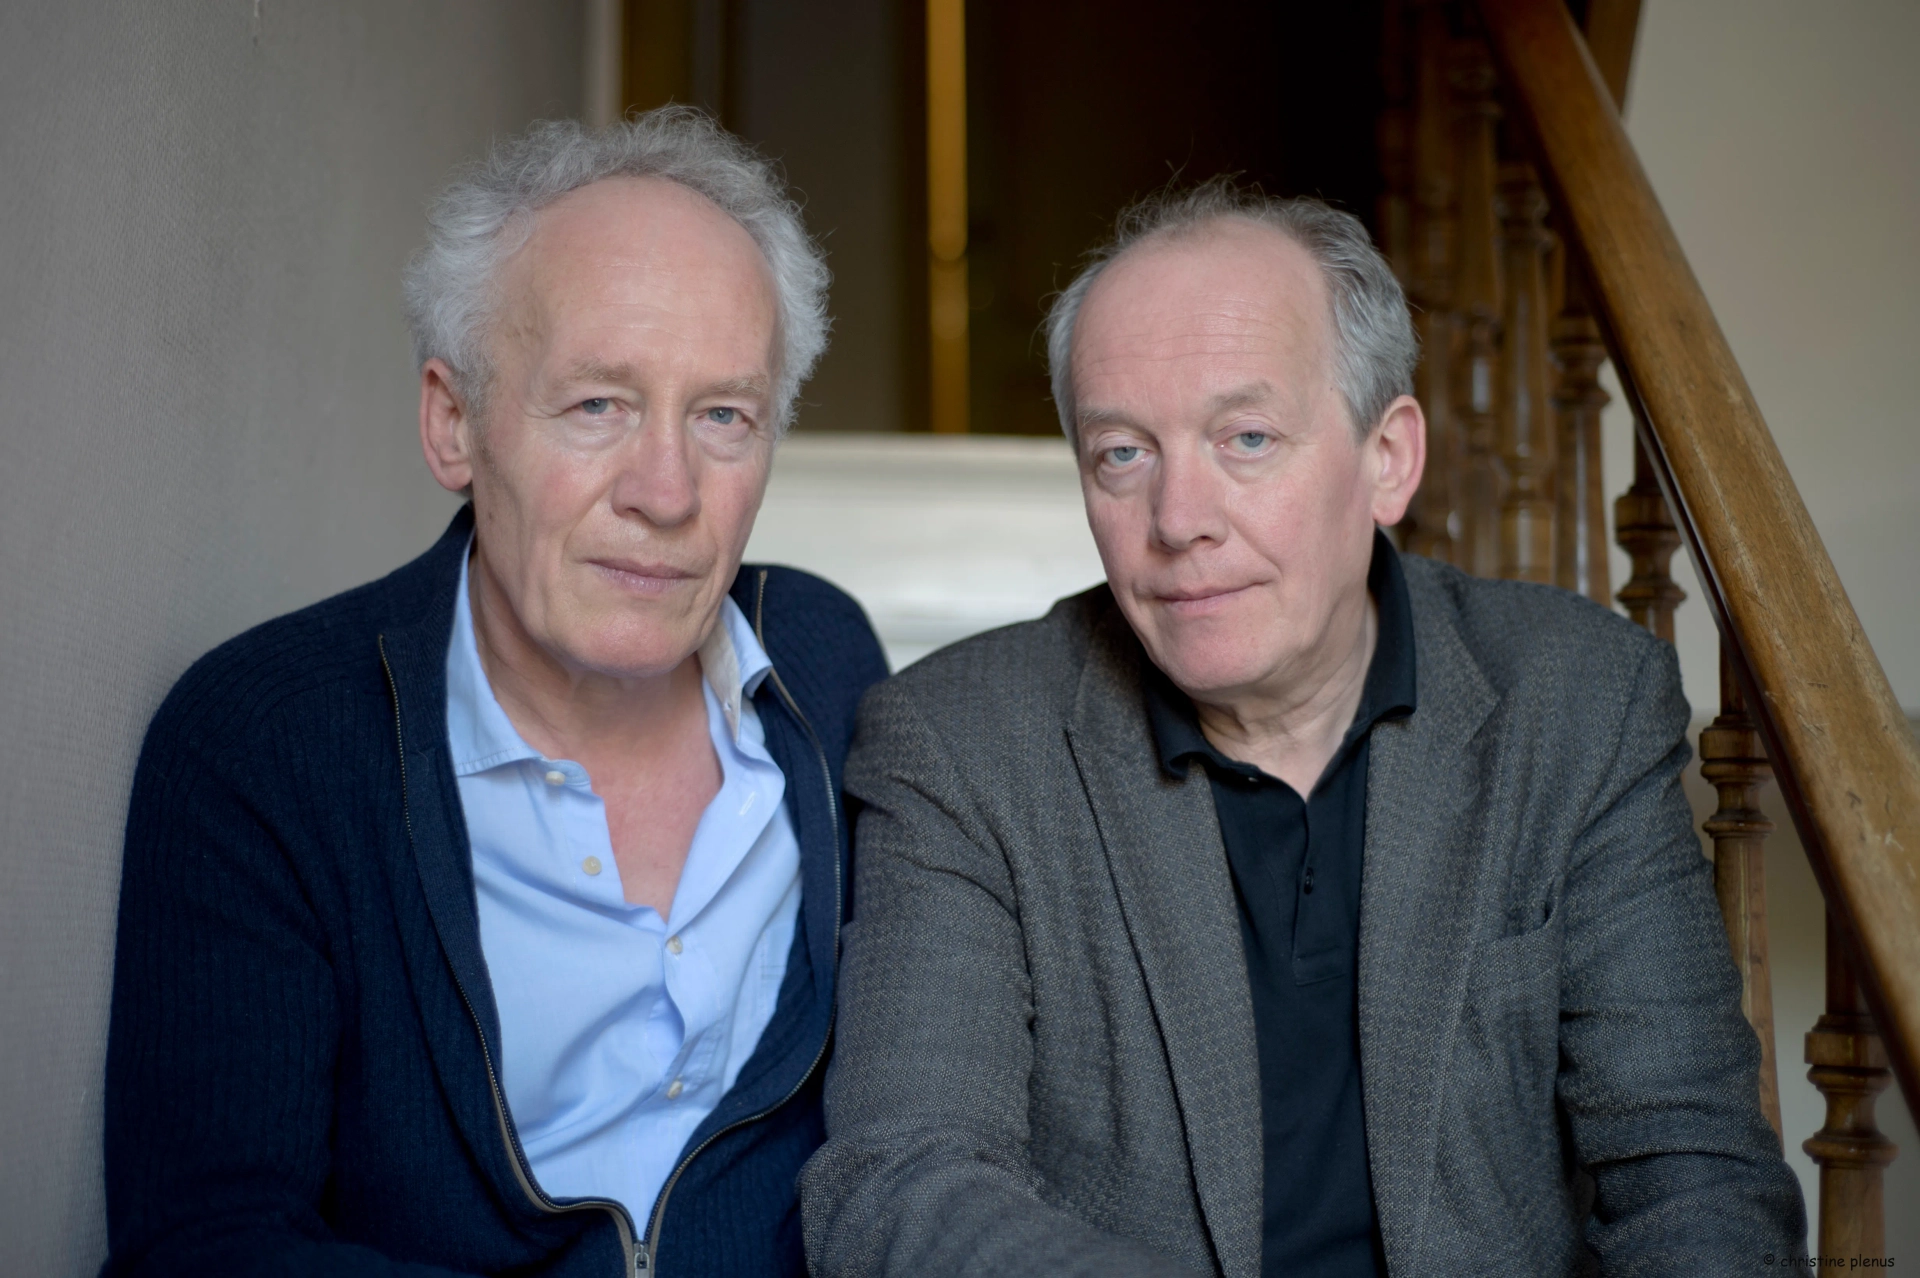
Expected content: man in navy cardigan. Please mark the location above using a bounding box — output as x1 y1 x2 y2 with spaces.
103 110 885 1278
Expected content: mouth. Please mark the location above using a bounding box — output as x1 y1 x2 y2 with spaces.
586 557 702 596
1153 583 1257 618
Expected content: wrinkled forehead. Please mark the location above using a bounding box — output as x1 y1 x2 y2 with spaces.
1071 220 1333 407
494 176 778 350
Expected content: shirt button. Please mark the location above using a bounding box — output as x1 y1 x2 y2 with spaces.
581 856 602 876
544 769 567 786
666 935 683 955
665 1078 684 1100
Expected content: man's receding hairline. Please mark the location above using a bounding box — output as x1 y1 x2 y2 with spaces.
1069 217 1339 404
1075 214 1332 338
472 184 784 425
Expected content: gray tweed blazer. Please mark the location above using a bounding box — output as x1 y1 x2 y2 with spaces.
800 554 1804 1277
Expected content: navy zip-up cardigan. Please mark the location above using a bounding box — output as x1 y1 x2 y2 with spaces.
102 507 888 1278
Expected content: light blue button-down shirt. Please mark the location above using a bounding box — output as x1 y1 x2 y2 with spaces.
445 547 800 1228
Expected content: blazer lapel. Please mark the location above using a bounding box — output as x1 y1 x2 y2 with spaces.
1356 565 1499 1269
1063 605 1263 1278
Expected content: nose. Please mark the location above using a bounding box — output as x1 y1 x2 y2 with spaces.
1150 443 1229 552
609 416 700 529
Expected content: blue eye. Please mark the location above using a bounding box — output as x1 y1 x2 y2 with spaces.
706 407 737 425
579 398 612 415
1105 445 1142 465
1232 430 1268 451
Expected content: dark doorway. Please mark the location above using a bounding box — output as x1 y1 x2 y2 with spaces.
962 0 1387 435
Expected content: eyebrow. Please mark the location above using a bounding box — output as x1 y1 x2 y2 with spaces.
1202 381 1277 417
1075 380 1277 431
557 357 641 386
555 361 771 402
699 375 772 401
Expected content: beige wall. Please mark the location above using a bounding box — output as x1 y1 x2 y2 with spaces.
1604 0 1920 717
1606 0 1920 1252
0 4 580 1271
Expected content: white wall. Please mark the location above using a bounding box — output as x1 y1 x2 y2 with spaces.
747 435 1101 669
0 4 580 1271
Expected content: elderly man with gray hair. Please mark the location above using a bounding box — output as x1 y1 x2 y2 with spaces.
101 108 885 1278
800 180 1804 1275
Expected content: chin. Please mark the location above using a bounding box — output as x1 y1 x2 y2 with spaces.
1156 652 1275 700
1144 632 1282 700
556 618 703 681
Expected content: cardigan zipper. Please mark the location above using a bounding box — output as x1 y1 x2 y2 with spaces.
380 636 648 1278
634 570 845 1274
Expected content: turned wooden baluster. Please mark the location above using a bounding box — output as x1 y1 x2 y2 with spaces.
1449 37 1504 578
1494 160 1555 582
1805 918 1896 1263
1613 430 1685 641
1700 642 1783 1136
1550 260 1612 604
1401 0 1460 564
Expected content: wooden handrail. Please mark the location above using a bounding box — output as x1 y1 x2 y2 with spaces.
1473 0 1920 1108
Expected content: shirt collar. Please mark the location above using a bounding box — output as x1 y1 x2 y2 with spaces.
446 547 537 777
1145 527 1419 780
445 541 774 776
699 588 773 743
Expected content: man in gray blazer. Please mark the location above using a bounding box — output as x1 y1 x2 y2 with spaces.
800 181 1804 1275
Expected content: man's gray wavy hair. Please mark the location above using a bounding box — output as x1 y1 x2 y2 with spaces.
1045 180 1417 443
403 107 829 435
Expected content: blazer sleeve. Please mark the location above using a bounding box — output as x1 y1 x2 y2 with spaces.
798 681 1207 1278
103 706 471 1278
1557 637 1807 1268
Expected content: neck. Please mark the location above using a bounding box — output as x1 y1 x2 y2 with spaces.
468 546 709 764
1190 588 1378 796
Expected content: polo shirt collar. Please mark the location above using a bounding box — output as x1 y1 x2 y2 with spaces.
1145 527 1419 780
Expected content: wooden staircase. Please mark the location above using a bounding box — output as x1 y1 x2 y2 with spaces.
1378 0 1920 1258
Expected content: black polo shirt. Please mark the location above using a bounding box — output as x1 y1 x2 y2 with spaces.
1144 530 1416 1278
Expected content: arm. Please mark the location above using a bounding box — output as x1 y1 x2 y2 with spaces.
799 683 1205 1278
103 711 470 1278
1558 639 1806 1271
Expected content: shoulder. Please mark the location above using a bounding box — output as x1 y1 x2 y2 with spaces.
736 562 890 718
142 516 467 766
860 584 1113 747
740 564 880 652
146 579 391 757
1400 552 1683 733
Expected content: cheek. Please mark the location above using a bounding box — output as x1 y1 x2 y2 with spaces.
1230 451 1365 552
475 446 611 584
700 455 772 551
1221 478 1308 567
1083 492 1147 579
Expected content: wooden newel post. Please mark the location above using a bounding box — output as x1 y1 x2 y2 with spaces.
1699 641 1782 1137
1613 430 1685 642
1804 920 1896 1263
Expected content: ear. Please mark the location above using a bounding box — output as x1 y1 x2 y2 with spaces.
1365 394 1427 528
419 358 477 494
